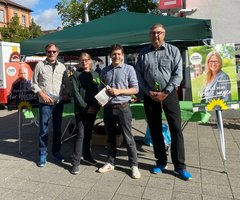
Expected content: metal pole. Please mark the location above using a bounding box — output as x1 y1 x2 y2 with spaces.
18 109 23 155
84 3 89 23
215 109 226 172
84 0 94 23
181 0 186 17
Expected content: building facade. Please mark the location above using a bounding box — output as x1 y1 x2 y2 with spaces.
0 0 32 28
185 0 240 44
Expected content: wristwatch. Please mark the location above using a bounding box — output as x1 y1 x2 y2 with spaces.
163 90 170 95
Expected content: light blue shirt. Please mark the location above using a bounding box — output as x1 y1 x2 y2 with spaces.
135 42 183 96
100 62 138 104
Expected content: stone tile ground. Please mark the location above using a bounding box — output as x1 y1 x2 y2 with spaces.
0 109 240 199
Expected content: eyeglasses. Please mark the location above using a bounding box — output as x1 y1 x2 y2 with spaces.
81 59 90 62
47 51 57 54
151 31 165 35
208 60 219 64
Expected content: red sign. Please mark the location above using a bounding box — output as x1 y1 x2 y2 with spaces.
159 0 182 10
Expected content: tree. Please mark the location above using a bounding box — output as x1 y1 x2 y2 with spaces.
0 16 43 43
0 16 30 42
56 0 84 27
29 19 43 39
56 0 159 27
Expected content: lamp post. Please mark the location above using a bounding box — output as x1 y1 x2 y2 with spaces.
84 0 94 23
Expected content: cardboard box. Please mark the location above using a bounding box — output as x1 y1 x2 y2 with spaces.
92 125 123 147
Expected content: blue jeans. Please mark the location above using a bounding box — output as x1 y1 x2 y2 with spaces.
39 102 63 156
104 105 138 167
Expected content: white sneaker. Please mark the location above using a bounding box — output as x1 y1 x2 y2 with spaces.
131 166 141 179
98 163 115 173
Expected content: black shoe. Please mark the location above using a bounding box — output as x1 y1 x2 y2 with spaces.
70 165 79 175
83 157 97 165
52 152 64 162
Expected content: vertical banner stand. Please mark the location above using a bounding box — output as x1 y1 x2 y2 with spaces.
215 109 226 173
18 109 23 155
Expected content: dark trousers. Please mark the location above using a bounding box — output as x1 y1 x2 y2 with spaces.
104 105 138 167
39 102 63 156
144 90 186 170
72 112 97 166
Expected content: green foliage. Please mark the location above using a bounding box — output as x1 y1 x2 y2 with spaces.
56 0 84 27
223 66 238 101
218 44 235 59
125 0 158 13
29 19 43 39
0 16 43 43
56 0 159 27
188 45 214 65
188 44 236 66
191 74 204 103
0 16 29 42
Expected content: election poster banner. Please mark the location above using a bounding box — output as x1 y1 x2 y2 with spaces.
5 62 39 110
188 43 239 112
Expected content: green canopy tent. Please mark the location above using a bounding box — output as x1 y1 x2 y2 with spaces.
21 11 212 56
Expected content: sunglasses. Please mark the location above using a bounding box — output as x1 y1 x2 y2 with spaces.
47 50 57 54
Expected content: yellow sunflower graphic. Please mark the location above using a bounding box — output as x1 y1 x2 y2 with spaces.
206 99 228 111
18 101 32 110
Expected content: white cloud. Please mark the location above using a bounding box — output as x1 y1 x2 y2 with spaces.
32 9 62 31
11 0 62 30
10 0 40 9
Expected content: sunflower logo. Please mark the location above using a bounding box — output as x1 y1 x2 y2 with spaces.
18 101 32 110
206 99 228 111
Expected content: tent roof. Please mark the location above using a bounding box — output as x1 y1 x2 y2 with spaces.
21 11 212 56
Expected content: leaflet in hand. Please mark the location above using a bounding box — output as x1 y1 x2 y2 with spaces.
94 86 111 106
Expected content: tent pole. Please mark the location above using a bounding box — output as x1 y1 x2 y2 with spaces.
105 55 108 67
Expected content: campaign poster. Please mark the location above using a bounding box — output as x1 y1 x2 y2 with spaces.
188 43 239 112
5 62 39 110
235 44 240 81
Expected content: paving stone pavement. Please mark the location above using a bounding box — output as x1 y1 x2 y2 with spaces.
0 109 240 200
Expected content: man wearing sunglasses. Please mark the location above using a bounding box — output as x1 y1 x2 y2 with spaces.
32 43 69 167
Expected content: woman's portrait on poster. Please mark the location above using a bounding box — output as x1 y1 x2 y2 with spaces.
201 51 231 103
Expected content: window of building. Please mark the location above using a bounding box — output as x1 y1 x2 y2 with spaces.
0 10 4 22
14 13 18 17
21 15 26 26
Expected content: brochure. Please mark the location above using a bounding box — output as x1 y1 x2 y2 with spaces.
94 86 111 106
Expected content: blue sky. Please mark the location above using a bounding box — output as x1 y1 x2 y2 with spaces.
11 0 62 30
